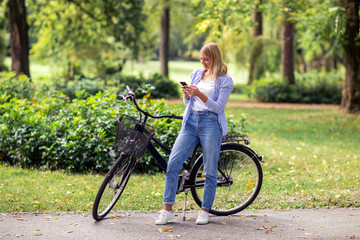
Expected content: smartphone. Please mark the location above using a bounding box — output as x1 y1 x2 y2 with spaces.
180 81 187 86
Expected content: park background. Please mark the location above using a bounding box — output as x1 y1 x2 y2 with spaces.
0 0 359 213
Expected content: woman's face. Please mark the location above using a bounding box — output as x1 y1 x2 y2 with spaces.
200 53 212 71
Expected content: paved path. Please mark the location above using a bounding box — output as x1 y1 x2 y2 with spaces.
1 208 359 240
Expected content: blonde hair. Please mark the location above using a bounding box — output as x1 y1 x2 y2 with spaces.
200 42 227 80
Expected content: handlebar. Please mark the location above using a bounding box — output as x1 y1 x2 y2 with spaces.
120 85 183 120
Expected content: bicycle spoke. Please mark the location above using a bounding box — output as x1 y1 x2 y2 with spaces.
190 144 263 216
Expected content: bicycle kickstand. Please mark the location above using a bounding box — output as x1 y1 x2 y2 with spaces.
183 188 189 221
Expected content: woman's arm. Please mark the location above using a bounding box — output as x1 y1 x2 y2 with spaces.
204 76 233 114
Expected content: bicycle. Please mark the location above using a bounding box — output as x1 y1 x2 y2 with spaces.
92 86 264 221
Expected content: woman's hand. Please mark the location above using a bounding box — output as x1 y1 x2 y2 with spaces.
185 85 208 103
181 86 190 100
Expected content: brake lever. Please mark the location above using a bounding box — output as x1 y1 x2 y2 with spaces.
118 94 127 101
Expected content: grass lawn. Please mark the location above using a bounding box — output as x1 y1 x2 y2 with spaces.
123 60 248 85
1 106 359 213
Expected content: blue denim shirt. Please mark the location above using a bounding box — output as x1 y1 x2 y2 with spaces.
182 68 234 136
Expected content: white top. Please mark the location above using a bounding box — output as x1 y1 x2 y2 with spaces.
192 78 216 111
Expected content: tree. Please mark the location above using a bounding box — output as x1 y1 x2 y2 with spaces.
340 0 360 113
159 0 170 77
281 25 295 85
295 0 346 72
281 6 295 84
248 0 263 85
29 0 145 80
7 0 30 77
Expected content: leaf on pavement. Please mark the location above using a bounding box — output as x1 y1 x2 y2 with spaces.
166 235 181 238
34 230 42 236
158 227 173 233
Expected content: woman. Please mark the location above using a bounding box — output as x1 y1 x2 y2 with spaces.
156 42 233 225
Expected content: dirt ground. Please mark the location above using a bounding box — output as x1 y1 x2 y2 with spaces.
166 99 339 110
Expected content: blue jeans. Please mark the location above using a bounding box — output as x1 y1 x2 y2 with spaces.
163 110 222 210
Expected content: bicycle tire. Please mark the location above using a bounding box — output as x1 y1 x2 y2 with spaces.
92 153 135 221
189 143 263 216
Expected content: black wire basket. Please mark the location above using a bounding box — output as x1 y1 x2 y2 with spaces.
109 115 156 159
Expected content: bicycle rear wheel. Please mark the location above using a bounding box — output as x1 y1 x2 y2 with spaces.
92 153 135 221
190 143 263 216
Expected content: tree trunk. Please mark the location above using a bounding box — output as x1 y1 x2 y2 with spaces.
7 0 30 78
340 0 360 113
160 6 170 78
248 3 263 85
281 20 295 84
296 48 307 73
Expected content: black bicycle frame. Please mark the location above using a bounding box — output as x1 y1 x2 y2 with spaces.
146 135 236 191
146 135 200 174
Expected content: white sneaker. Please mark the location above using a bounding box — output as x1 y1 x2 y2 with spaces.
155 210 175 225
196 210 209 225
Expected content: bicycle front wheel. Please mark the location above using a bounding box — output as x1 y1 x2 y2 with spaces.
92 153 135 221
190 143 263 216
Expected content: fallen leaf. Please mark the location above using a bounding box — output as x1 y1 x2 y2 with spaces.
258 225 277 234
54 217 59 220
247 180 253 189
68 230 74 233
16 218 26 221
34 230 42 236
239 216 246 219
305 233 313 236
253 211 259 213
220 222 227 225
43 217 51 219
145 221 149 225
166 235 182 238
158 227 173 233
185 217 191 221
16 234 27 237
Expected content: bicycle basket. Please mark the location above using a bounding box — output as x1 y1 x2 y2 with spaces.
110 115 156 159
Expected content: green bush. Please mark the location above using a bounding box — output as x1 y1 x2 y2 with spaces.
0 91 119 172
0 72 35 103
53 77 109 100
247 71 343 104
233 83 247 94
54 73 180 100
0 73 246 173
